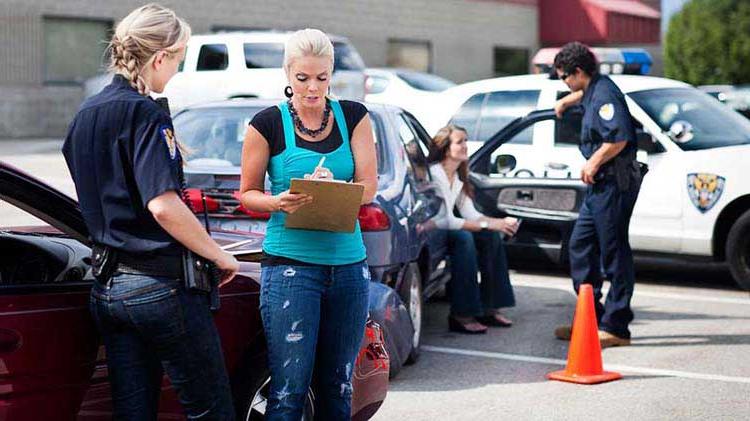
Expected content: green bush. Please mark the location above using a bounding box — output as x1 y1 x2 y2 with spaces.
665 0 750 85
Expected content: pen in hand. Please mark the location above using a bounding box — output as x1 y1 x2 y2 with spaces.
309 156 333 180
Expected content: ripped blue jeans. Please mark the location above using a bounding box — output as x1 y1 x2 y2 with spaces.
259 261 370 421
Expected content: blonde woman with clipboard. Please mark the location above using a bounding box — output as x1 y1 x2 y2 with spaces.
239 29 377 421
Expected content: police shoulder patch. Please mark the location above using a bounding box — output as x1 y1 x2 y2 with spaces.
598 103 615 121
160 125 177 160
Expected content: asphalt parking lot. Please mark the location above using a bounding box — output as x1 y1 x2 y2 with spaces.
3 141 749 420
373 269 750 420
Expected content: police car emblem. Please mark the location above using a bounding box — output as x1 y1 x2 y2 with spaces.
598 103 615 121
160 126 177 160
687 173 725 213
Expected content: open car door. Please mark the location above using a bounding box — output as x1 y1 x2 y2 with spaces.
468 110 588 265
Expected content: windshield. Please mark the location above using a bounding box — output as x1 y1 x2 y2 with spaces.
243 41 364 71
173 107 264 167
629 88 750 151
333 42 365 71
173 105 386 170
396 71 455 92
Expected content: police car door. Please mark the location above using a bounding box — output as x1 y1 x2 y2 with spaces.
468 110 587 265
456 90 547 176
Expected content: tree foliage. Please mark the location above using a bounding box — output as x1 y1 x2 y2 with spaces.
665 0 750 85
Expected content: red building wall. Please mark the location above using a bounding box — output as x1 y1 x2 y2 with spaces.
539 0 660 46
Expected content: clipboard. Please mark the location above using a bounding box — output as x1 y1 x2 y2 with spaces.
285 178 365 232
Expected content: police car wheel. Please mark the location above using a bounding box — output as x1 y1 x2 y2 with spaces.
726 210 750 291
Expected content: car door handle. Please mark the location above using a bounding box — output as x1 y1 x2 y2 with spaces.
516 190 534 201
545 162 569 171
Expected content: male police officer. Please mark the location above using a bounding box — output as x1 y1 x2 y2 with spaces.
553 42 644 348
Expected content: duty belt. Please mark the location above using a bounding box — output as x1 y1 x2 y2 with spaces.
116 251 183 279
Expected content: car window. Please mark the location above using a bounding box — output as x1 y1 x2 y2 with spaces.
555 108 582 147
477 90 540 144
368 112 388 175
449 93 485 140
173 107 265 167
366 75 390 94
333 42 365 71
402 111 433 158
397 114 430 183
244 43 284 69
630 87 750 151
489 120 544 176
395 71 455 92
197 44 229 71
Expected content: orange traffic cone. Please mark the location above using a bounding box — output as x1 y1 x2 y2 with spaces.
547 284 622 384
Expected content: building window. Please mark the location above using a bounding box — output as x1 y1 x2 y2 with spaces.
493 47 529 77
197 44 229 71
44 17 112 84
387 39 432 73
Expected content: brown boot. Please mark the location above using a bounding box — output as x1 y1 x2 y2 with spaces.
554 325 572 340
598 330 631 348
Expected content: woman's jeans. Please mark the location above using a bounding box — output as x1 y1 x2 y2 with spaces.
89 273 235 420
260 261 370 421
447 230 515 317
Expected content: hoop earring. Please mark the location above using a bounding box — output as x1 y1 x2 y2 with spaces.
284 86 293 98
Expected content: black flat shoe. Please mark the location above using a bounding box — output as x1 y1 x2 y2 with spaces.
477 314 513 328
448 316 488 334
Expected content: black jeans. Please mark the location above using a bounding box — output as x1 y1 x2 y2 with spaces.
447 230 515 317
89 273 235 420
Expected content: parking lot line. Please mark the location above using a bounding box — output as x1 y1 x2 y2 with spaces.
422 345 750 384
511 279 750 305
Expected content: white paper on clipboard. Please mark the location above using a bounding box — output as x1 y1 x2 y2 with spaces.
221 239 263 256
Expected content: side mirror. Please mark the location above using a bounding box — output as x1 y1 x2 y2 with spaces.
668 120 694 144
493 154 517 175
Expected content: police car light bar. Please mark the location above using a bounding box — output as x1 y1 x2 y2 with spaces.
532 47 652 76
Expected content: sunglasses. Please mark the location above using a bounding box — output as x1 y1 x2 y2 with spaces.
560 72 572 81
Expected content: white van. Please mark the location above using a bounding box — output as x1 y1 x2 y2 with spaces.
423 74 750 290
158 31 367 111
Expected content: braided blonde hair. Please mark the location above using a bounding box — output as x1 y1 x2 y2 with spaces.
108 3 191 96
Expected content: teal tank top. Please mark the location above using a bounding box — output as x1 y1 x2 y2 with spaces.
262 99 367 265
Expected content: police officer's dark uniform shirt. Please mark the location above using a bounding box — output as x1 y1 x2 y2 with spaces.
62 74 183 256
579 73 637 166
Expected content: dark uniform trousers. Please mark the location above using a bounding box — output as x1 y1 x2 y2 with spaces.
569 176 640 339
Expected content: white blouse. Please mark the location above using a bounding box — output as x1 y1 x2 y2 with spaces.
429 163 484 230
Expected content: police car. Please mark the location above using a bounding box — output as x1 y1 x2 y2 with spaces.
420 73 750 291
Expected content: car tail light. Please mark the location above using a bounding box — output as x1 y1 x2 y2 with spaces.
358 203 390 231
186 188 220 213
233 191 271 220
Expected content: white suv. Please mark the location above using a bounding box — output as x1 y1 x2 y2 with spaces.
425 73 750 290
159 31 367 111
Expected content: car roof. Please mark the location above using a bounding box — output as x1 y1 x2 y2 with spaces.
441 73 691 100
189 31 350 44
179 98 397 114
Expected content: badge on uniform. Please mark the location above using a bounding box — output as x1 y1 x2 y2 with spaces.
160 125 177 160
687 173 725 213
598 103 615 121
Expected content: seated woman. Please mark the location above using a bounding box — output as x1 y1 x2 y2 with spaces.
427 124 519 334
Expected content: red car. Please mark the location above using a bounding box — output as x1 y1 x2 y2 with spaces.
0 162 389 420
